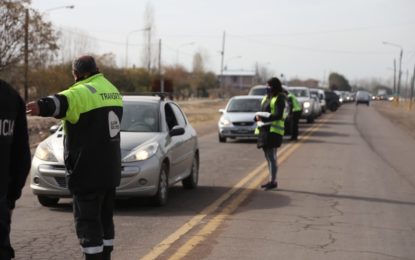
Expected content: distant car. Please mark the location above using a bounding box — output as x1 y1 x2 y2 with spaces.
287 86 320 123
324 90 341 111
248 85 268 96
30 95 199 207
218 95 263 142
356 90 371 105
310 88 327 113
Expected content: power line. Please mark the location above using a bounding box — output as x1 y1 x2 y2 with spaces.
228 34 397 55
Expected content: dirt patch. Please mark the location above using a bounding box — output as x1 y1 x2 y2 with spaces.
27 117 60 149
177 99 227 137
372 101 415 140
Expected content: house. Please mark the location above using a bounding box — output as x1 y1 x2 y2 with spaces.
218 70 258 90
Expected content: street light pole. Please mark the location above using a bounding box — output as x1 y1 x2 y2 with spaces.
219 31 226 88
43 5 74 13
383 41 404 103
125 27 151 68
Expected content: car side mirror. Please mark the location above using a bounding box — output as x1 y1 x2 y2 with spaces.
169 125 185 136
219 109 225 114
49 124 60 134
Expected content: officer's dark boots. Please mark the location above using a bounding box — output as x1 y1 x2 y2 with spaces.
0 248 13 260
85 252 103 260
103 246 112 260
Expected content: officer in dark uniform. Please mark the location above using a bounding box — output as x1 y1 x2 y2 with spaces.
26 56 123 260
0 80 31 260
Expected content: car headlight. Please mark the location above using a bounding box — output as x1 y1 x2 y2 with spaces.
34 141 58 162
219 118 232 126
303 101 311 108
122 142 159 162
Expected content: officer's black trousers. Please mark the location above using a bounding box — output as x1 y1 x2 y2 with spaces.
0 196 13 260
291 111 301 139
73 189 115 256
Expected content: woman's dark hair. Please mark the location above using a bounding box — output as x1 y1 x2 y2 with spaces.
267 77 283 95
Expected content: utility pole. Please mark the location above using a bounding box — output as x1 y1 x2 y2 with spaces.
410 65 415 110
24 9 29 102
147 27 151 71
393 59 396 96
219 31 226 88
397 48 403 103
158 39 164 93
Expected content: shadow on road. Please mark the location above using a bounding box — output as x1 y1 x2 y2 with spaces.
278 188 415 206
41 185 292 217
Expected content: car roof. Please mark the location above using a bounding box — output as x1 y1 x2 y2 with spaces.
122 95 162 103
250 85 266 89
287 86 308 90
230 95 263 100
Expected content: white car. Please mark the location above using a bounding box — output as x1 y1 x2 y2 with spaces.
310 88 327 113
356 90 371 105
287 86 320 123
218 95 263 142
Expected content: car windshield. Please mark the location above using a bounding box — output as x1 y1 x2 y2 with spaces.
249 88 267 96
121 101 159 132
290 89 309 98
227 99 261 112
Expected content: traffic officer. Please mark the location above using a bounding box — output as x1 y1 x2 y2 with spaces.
287 91 302 141
26 56 123 260
255 77 286 190
0 79 31 260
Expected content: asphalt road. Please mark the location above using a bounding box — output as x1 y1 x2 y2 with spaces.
11 103 415 260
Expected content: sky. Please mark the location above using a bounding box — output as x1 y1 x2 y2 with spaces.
31 0 415 85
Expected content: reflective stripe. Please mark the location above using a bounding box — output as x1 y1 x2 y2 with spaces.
82 245 103 254
48 95 61 117
103 239 114 246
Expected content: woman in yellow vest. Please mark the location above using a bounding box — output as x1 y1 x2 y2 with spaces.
255 77 286 190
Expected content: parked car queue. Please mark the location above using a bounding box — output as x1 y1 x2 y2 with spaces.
217 85 343 143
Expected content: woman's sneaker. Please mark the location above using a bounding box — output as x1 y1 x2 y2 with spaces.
264 182 278 190
261 182 271 189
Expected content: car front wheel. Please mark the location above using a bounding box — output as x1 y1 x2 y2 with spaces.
182 154 199 189
218 134 226 143
37 195 59 207
152 163 168 206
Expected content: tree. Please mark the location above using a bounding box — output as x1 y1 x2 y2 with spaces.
56 28 96 64
164 65 191 99
141 2 156 71
0 0 58 71
328 72 351 91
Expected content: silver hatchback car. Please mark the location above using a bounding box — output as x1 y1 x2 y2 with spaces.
218 95 263 142
30 95 199 207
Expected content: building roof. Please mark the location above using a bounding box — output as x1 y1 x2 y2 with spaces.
220 70 256 77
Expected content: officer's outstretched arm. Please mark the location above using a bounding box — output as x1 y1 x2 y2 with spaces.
32 94 69 118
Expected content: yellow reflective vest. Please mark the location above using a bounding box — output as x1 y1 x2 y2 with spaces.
255 95 285 136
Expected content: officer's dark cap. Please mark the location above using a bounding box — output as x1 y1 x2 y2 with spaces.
72 55 98 74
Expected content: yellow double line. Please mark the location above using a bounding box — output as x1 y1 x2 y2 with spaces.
141 116 331 260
